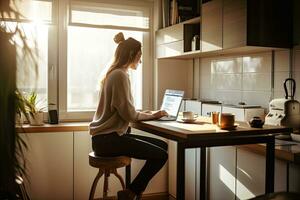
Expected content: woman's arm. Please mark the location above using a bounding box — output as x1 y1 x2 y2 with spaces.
137 110 168 121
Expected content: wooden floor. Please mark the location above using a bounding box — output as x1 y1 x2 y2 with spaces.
96 192 171 200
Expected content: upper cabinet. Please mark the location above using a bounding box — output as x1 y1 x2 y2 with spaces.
201 0 223 52
223 0 292 49
157 0 293 58
156 17 200 58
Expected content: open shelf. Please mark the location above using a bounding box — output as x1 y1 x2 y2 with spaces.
157 46 287 60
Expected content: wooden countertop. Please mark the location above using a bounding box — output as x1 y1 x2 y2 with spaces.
16 122 300 164
16 122 89 133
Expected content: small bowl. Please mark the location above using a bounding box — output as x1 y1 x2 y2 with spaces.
248 117 264 128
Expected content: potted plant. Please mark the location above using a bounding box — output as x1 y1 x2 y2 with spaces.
26 92 46 126
1 0 37 198
15 90 30 125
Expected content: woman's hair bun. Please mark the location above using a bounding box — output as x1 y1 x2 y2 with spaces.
114 32 125 44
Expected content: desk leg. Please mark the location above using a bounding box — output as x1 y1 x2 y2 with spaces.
200 147 207 200
177 143 185 200
265 137 275 193
125 164 131 189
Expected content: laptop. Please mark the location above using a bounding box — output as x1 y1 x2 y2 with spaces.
158 89 184 121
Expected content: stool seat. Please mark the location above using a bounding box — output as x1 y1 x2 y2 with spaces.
88 152 131 200
89 152 131 169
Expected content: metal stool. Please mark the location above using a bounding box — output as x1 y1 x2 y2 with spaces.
88 152 131 200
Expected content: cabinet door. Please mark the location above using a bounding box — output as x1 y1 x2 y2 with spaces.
156 24 183 45
208 146 236 200
223 0 247 49
156 23 184 58
73 131 100 200
236 147 288 199
22 132 73 200
168 141 197 200
201 0 223 52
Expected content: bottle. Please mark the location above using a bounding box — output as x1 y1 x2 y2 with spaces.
191 35 200 51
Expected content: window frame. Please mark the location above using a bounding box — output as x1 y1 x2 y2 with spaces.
57 0 154 121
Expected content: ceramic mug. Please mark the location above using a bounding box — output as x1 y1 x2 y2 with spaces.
219 113 235 128
183 111 196 120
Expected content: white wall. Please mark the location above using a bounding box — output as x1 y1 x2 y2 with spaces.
198 48 300 110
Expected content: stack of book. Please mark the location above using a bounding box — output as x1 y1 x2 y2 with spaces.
161 0 201 28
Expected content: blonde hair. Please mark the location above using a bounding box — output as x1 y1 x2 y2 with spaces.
101 32 141 85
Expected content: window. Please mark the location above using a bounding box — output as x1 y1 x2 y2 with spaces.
2 0 53 107
58 0 152 120
10 0 153 121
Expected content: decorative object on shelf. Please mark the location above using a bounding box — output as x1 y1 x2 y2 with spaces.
191 34 200 51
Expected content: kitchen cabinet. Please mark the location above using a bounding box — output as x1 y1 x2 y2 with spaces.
156 23 184 58
223 0 292 49
201 0 223 52
201 0 292 52
168 141 198 200
236 147 288 199
156 17 200 58
208 147 236 200
73 131 101 199
22 132 73 200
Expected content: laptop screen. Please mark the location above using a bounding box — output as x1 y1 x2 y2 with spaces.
160 90 184 117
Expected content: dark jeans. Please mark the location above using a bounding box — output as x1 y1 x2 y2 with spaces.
92 132 168 195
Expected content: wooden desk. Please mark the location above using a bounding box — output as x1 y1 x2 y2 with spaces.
130 118 292 200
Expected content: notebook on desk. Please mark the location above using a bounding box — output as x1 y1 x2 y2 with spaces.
157 89 184 121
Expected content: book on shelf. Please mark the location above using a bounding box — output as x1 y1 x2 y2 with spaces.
162 0 170 27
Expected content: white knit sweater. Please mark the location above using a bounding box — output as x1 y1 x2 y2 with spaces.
89 68 152 136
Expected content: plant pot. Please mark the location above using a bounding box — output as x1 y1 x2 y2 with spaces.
29 112 44 126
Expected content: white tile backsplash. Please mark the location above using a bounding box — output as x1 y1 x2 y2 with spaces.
242 91 272 109
294 72 300 101
214 90 242 104
274 71 290 91
294 49 300 71
242 52 271 73
242 73 271 91
200 58 213 74
199 49 299 110
212 73 242 90
275 50 290 71
212 58 242 73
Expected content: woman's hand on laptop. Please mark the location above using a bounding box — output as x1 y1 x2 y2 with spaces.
152 110 168 119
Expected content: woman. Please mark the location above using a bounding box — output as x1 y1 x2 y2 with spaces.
89 32 168 200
